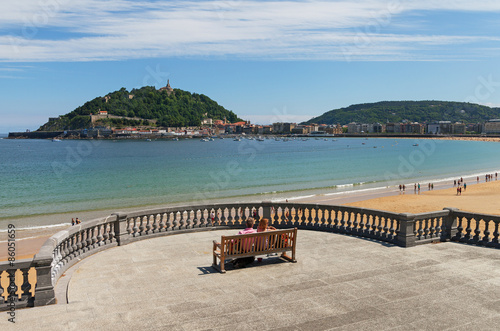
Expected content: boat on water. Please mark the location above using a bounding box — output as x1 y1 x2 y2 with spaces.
172 137 179 141
413 143 419 146
233 138 241 141
200 138 209 142
145 138 152 142
52 138 62 142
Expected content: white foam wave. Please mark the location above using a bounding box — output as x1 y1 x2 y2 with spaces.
0 223 70 233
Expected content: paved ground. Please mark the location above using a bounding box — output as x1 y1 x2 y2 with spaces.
4 229 500 330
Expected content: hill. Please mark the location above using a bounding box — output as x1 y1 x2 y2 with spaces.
38 86 242 131
302 101 500 125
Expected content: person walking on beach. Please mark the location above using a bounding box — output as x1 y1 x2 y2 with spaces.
464 183 467 191
454 180 456 187
399 184 402 192
418 183 420 193
402 184 406 192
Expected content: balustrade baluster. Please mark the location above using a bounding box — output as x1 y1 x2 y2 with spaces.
313 207 320 228
90 227 97 248
98 224 106 244
368 214 375 235
464 217 472 242
340 211 347 232
332 209 339 229
132 217 139 236
179 211 186 229
455 217 464 241
226 208 234 226
482 220 491 245
381 217 388 238
389 218 396 239
172 212 179 230
374 215 381 236
435 218 442 238
352 212 359 233
159 213 166 231
152 214 159 233
220 208 227 225
473 218 482 243
76 232 83 253
492 221 499 246
417 221 423 239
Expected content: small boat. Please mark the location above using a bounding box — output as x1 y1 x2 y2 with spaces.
233 138 241 141
200 138 209 142
413 143 419 146
52 138 62 142
145 138 152 142
172 137 179 141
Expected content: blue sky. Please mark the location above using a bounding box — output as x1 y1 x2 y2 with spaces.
1 0 500 132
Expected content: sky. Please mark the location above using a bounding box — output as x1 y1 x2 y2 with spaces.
1 0 500 132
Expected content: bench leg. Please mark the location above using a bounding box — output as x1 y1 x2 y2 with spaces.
281 253 297 263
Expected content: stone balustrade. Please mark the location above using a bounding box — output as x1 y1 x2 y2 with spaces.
1 202 499 311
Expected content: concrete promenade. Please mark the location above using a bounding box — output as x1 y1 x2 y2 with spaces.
4 229 500 330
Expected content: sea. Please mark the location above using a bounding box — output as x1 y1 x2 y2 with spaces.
2 135 500 232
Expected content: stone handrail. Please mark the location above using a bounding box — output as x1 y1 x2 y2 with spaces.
1 202 499 310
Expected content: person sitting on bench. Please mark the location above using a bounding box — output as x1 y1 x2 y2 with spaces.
232 217 256 268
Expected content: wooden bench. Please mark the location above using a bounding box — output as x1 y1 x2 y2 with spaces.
212 228 297 273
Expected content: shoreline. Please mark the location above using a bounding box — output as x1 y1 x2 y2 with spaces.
1 171 498 261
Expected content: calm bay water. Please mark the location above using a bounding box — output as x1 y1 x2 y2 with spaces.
1 137 500 225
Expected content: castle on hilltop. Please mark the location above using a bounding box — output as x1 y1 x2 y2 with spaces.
159 80 174 95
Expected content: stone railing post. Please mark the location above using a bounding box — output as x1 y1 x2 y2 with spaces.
442 208 459 242
395 213 416 247
112 213 130 246
32 247 56 306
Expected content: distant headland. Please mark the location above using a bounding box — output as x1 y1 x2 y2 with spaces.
7 89 500 139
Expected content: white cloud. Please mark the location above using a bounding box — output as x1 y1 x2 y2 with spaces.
1 0 500 62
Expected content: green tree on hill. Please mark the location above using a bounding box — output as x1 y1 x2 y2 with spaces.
38 86 242 131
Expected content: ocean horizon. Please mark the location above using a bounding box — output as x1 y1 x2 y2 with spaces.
2 137 500 231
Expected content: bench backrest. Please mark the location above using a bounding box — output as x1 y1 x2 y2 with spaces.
220 228 297 256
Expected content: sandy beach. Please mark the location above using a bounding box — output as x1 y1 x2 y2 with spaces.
343 178 500 215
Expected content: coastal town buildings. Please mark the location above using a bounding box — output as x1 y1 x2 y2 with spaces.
484 119 500 134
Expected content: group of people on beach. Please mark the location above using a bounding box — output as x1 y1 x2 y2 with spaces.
398 182 434 194
485 173 498 182
71 218 81 226
454 178 466 195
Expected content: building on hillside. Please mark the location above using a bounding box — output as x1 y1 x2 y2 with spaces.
466 123 483 134
291 126 308 134
324 124 343 135
159 80 174 96
385 123 401 133
272 122 296 134
201 117 213 126
483 119 500 134
347 122 361 133
257 125 273 134
451 123 466 134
